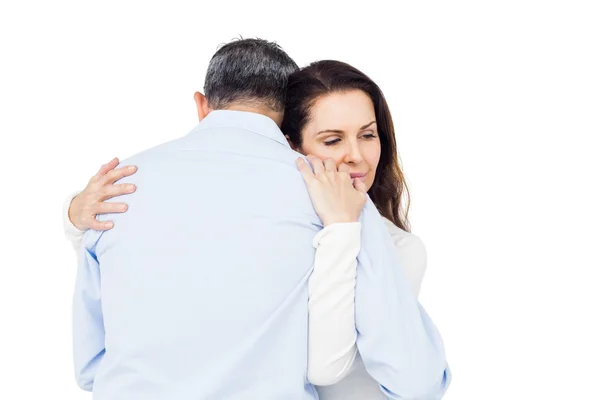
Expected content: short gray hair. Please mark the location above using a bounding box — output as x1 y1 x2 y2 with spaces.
204 38 299 112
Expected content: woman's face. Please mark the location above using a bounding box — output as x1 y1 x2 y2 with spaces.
296 90 381 191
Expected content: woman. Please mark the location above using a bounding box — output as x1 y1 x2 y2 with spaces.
64 60 430 399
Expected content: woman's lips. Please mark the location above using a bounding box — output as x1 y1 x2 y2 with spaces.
350 173 366 181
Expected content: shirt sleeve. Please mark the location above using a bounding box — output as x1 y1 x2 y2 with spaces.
72 233 105 391
355 200 451 400
307 222 361 386
63 191 86 251
390 233 428 298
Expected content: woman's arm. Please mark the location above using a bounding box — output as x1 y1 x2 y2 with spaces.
307 222 361 386
295 156 367 386
307 221 428 387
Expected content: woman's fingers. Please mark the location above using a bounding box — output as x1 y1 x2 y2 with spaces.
87 218 115 231
79 202 128 231
295 155 365 227
95 202 129 215
73 159 137 231
92 158 120 182
323 158 337 173
353 178 368 194
337 163 350 173
306 155 326 176
102 165 138 186
296 158 315 183
99 183 137 201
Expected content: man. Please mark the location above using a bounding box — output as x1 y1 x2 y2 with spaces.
72 38 449 399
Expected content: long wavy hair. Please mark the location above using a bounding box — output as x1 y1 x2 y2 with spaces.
282 60 411 231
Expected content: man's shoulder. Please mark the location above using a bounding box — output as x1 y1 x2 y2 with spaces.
381 217 427 259
116 136 184 169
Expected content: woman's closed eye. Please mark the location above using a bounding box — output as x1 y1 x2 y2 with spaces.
323 138 341 146
324 133 377 146
361 132 377 140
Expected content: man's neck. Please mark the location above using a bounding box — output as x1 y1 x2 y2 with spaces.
219 104 283 127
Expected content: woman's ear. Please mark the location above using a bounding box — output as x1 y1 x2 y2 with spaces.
193 92 210 121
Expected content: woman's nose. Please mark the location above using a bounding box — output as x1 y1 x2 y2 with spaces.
344 142 364 164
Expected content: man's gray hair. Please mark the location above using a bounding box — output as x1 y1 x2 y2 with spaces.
204 38 299 112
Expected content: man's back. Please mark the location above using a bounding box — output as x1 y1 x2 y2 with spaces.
73 111 321 399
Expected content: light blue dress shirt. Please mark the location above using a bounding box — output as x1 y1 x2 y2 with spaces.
73 110 450 399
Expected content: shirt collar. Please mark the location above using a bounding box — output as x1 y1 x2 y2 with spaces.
190 110 290 148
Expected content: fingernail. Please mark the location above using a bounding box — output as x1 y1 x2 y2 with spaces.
127 184 135 191
128 165 137 171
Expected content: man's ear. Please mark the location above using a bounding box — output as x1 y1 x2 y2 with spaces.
194 92 210 121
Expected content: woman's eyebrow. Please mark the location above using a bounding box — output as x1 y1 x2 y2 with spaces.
315 120 376 137
360 120 376 130
315 128 344 136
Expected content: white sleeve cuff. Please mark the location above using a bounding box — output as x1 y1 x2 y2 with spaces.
63 191 85 242
312 222 362 248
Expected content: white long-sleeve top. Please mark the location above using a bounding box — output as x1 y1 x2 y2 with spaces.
63 193 427 399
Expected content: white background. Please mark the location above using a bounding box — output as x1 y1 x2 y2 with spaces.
1 0 599 399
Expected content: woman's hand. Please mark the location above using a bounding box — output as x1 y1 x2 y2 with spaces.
296 155 367 227
68 157 138 231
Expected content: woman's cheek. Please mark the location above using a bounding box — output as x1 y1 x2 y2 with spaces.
314 145 339 162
